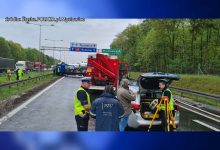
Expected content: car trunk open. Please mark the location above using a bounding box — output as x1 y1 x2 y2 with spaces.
140 89 162 120
138 72 180 120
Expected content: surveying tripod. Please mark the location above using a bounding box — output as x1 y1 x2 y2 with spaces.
148 96 176 132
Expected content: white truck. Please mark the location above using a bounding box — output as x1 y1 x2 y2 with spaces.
15 61 33 72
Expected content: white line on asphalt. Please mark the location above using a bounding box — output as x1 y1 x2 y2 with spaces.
192 119 220 131
180 105 220 123
0 77 65 125
179 101 220 119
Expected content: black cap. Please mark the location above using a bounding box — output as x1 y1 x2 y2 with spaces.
81 77 91 82
159 79 169 84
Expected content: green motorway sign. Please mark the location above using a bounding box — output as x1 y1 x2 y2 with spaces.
102 49 122 54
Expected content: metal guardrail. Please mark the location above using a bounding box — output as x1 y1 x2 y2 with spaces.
170 86 220 101
0 73 53 88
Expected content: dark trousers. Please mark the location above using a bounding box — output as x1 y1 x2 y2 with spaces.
75 115 89 131
159 110 175 131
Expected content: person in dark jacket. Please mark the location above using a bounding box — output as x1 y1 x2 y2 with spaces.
90 85 124 131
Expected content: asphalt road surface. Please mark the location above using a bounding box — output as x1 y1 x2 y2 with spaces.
178 107 220 131
0 77 92 131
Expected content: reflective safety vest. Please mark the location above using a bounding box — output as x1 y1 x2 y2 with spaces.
18 69 22 76
74 87 91 115
160 88 174 110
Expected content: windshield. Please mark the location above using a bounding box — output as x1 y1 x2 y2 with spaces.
16 64 24 67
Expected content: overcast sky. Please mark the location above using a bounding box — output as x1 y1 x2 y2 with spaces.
0 19 139 63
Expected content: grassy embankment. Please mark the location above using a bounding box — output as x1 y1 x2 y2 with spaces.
130 72 220 107
0 71 58 101
0 71 51 84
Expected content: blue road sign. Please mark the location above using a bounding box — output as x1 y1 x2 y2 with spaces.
69 47 97 52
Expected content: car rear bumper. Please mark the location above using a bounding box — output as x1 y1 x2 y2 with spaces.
128 110 180 129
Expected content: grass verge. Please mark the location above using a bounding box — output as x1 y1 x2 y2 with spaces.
0 74 58 101
0 71 53 84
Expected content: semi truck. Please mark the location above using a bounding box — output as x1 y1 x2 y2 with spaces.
33 61 42 71
15 61 33 72
0 57 15 73
55 62 66 76
85 53 128 91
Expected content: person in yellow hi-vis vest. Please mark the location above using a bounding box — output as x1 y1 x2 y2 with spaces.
18 68 23 80
74 77 92 131
159 79 175 131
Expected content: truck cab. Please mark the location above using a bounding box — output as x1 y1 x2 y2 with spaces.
15 61 26 71
86 53 128 91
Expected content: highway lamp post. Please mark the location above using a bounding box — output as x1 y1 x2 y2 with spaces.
44 39 63 65
61 51 66 63
26 22 54 64
60 51 62 62
63 53 66 63
59 41 65 63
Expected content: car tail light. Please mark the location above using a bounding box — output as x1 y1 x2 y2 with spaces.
131 103 140 110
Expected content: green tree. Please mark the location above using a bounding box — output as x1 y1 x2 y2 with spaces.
0 37 12 58
110 19 220 75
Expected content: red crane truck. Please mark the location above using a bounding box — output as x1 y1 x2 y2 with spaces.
85 53 129 91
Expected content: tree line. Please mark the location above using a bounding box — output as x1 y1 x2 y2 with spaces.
0 36 58 66
111 19 220 75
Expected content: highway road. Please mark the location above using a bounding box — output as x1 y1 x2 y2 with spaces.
178 101 220 131
0 77 81 131
0 77 219 131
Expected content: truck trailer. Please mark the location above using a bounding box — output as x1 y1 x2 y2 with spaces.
0 57 15 73
33 61 42 71
15 61 33 72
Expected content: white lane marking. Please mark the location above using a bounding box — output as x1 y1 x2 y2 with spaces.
192 119 220 131
180 105 220 123
179 101 220 119
0 77 65 125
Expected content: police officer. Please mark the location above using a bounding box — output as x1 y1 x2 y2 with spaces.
74 77 92 131
159 79 175 131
